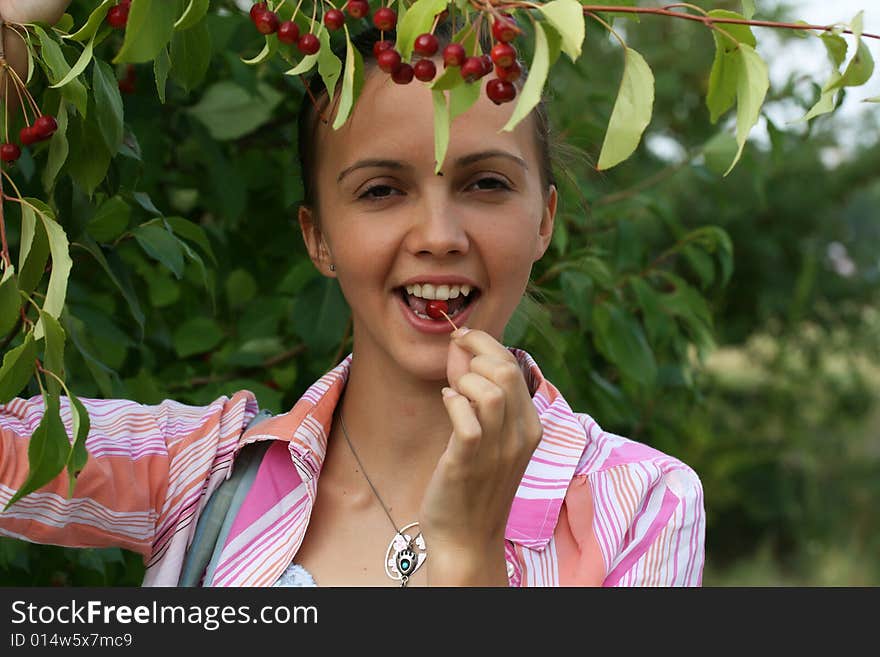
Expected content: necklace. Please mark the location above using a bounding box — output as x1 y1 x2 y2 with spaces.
338 410 427 587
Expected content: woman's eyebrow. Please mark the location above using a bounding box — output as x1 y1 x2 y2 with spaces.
336 150 527 183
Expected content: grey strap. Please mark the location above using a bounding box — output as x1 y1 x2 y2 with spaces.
177 409 274 586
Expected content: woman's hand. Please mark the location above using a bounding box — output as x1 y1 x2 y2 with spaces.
420 328 543 586
1 1 72 99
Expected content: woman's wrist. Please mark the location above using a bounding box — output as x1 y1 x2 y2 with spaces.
425 540 509 587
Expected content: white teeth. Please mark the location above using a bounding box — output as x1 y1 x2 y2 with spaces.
403 283 473 300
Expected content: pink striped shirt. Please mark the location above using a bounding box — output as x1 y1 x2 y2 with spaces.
0 348 705 586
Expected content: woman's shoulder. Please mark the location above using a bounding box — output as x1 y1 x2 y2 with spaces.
570 410 702 500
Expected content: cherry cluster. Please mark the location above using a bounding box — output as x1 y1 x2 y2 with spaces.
248 2 522 105
1 115 58 164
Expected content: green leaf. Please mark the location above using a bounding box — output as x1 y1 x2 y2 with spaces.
39 310 66 398
820 33 847 69
538 0 585 62
449 76 480 121
742 0 755 19
93 59 124 154
77 237 145 337
64 310 125 398
724 43 768 176
66 0 113 42
290 277 350 353
154 46 172 103
133 224 185 279
17 208 48 298
49 31 95 88
317 28 342 98
242 36 276 65
597 47 654 170
396 0 448 62
827 39 874 90
629 278 676 346
24 201 72 340
0 333 36 404
592 302 657 387
4 390 69 510
332 30 364 130
706 10 756 123
186 81 283 140
503 22 559 133
432 90 450 174
702 130 738 176
65 111 112 195
175 0 210 31
284 50 319 76
88 196 131 242
33 26 88 116
226 269 257 308
66 394 91 498
170 18 212 92
864 95 880 103
42 101 69 191
560 270 593 332
166 216 217 265
173 317 224 358
114 0 182 64
0 266 18 337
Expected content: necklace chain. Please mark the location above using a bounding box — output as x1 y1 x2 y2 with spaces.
338 411 407 539
337 409 425 586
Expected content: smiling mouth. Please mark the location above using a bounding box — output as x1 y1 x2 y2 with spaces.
395 287 481 320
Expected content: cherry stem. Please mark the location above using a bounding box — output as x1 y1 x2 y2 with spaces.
439 309 459 332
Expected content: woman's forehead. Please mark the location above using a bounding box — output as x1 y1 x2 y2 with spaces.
315 69 537 175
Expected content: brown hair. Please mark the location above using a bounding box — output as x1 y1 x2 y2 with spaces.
296 22 557 221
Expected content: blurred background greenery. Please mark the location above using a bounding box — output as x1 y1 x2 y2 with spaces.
0 0 877 585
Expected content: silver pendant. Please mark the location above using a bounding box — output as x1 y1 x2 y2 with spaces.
385 521 427 585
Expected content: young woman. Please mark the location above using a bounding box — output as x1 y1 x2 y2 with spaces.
0 2 704 587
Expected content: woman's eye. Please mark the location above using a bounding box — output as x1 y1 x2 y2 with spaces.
470 177 511 191
359 184 400 200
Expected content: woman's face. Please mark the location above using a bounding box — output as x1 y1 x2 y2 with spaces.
299 67 557 383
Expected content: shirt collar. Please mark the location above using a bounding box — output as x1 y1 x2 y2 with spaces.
240 348 589 550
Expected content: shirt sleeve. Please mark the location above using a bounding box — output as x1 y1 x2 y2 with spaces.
599 465 705 587
0 391 259 578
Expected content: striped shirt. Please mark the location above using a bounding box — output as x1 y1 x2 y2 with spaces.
0 348 705 586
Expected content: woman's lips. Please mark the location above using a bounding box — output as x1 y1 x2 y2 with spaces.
395 289 479 334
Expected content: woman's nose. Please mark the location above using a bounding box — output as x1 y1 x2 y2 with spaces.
404 192 470 257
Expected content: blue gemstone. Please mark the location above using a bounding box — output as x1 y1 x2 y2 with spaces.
401 560 410 570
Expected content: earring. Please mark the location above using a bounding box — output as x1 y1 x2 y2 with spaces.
329 264 336 271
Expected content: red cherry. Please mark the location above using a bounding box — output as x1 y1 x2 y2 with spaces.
254 10 279 34
391 63 414 84
486 78 517 105
413 33 439 57
346 0 369 19
297 33 320 55
278 20 300 44
480 54 493 76
106 4 129 29
373 7 397 31
492 15 520 43
19 126 38 146
0 143 21 162
373 40 394 58
491 42 516 68
33 115 58 141
425 300 448 320
324 9 345 31
461 57 485 83
413 58 436 82
250 2 268 21
442 43 466 68
377 48 402 74
495 61 521 82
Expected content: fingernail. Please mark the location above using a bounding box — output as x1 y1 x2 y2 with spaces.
441 387 456 398
452 326 470 338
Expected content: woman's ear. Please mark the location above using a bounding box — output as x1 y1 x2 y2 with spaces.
534 184 558 262
298 205 335 276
